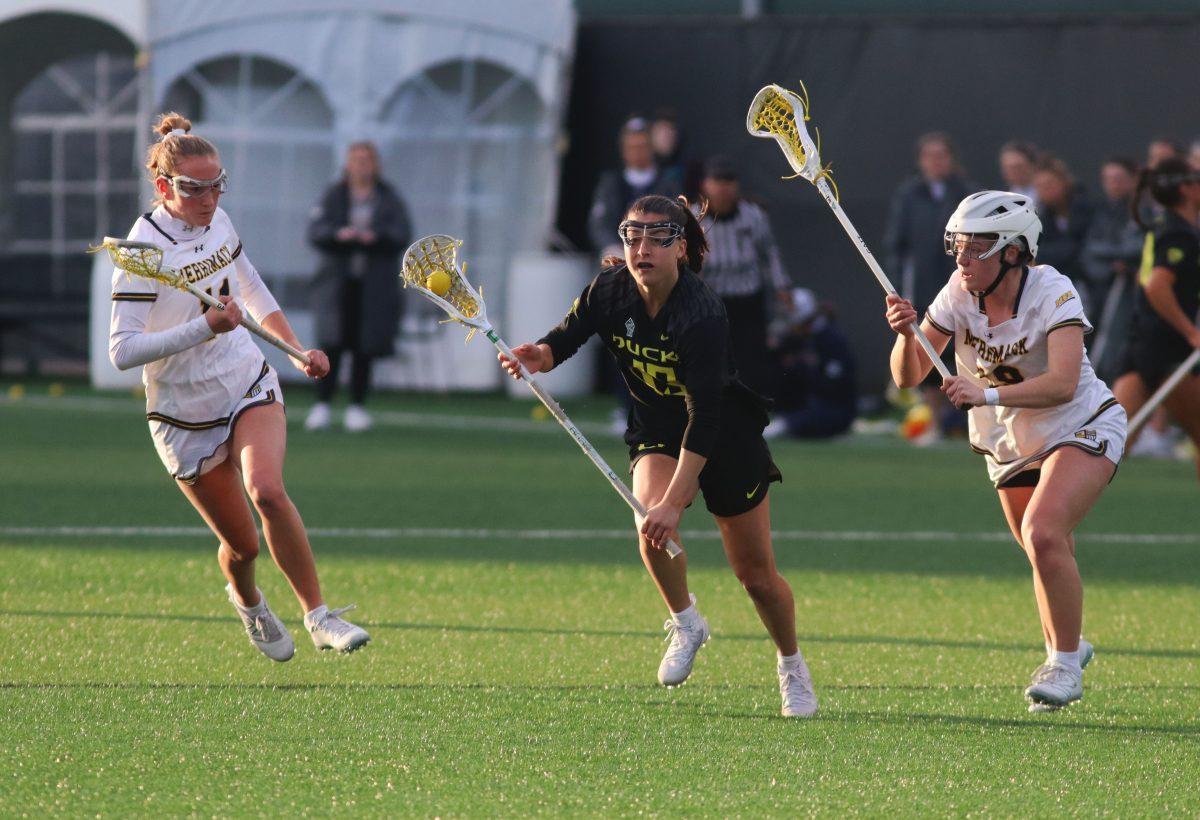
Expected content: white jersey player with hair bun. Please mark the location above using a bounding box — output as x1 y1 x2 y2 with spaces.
110 204 283 482
109 110 369 664
886 190 1123 715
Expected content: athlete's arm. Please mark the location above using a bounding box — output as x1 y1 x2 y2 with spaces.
1143 266 1200 348
886 294 951 387
944 325 1084 410
641 449 707 550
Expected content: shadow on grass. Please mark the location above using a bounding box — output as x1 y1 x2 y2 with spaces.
4 608 1199 660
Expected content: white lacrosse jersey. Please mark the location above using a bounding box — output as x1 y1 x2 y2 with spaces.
109 205 281 426
925 264 1117 471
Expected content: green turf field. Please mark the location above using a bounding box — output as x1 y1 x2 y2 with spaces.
1 383 1197 816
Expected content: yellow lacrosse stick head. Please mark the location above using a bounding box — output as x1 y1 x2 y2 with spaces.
88 237 180 286
746 82 837 198
400 234 486 330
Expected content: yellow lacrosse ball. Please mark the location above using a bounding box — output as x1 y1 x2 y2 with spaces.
426 270 453 297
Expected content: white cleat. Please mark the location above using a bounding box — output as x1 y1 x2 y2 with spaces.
227 584 295 662
778 654 819 718
657 595 710 687
343 404 372 433
304 402 332 431
1025 663 1084 712
1027 638 1093 713
306 604 370 653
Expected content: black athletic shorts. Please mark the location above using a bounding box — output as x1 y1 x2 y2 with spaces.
1117 332 1198 389
626 398 782 518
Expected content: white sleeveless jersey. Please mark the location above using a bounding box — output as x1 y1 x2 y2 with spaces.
925 265 1118 471
109 206 275 425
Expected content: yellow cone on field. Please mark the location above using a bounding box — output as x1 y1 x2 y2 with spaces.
7 384 25 400
426 269 453 297
48 382 65 398
531 405 549 421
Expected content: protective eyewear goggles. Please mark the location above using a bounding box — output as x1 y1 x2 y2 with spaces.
944 232 1001 261
160 169 228 198
618 220 684 248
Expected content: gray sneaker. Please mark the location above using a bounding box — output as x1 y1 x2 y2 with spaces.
226 584 295 662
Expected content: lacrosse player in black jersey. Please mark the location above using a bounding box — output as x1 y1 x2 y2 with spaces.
499 195 817 717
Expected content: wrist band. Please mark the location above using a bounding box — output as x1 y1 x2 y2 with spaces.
983 387 1000 406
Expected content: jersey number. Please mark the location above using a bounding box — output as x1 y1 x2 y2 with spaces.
631 360 684 397
200 278 230 313
976 364 1024 388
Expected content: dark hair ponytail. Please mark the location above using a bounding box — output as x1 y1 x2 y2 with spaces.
624 194 710 273
1132 157 1194 230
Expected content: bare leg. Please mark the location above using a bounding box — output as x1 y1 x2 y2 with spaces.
632 454 691 613
715 495 798 656
996 485 1051 650
1112 371 1149 448
177 458 261 607
1162 374 1200 481
231 403 324 613
1018 448 1116 653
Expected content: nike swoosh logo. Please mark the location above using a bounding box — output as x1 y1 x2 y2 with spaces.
745 483 761 499
637 443 665 451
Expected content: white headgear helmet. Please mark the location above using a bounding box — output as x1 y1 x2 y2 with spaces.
944 190 1041 261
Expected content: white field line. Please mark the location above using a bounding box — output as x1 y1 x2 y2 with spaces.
0 525 1197 545
0 394 614 437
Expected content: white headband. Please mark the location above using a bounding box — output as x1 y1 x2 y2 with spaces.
160 128 187 141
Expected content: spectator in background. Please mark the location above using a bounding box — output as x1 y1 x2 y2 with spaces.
764 288 857 440
883 132 973 442
588 117 679 259
649 109 690 195
1189 139 1200 171
1147 136 1183 167
998 140 1041 205
691 156 791 396
305 141 411 433
1033 155 1094 309
1081 157 1144 380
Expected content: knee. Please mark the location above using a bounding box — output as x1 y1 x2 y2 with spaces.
246 477 290 517
1021 521 1069 565
221 536 259 564
733 565 776 601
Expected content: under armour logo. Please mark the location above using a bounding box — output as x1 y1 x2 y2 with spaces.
194 244 205 253
625 318 635 337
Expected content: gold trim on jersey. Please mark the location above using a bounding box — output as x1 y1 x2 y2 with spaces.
112 292 157 302
927 316 953 337
1047 318 1086 335
970 398 1120 465
145 362 271 430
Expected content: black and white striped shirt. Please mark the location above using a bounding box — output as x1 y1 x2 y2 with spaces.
691 200 790 298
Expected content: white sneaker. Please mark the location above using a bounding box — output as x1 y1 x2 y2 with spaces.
778 653 819 717
657 594 710 687
306 604 370 652
343 404 372 432
1025 663 1084 711
305 402 332 431
226 584 295 662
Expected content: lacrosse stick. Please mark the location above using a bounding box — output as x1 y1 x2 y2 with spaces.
747 83 952 380
401 234 683 558
91 237 309 366
1088 273 1126 370
1127 347 1200 438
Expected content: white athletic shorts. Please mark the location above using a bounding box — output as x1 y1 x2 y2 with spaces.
147 362 283 483
988 401 1126 488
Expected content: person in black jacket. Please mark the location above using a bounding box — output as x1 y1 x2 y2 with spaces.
499 195 818 718
305 142 411 432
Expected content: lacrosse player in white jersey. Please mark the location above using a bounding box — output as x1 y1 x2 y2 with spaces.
884 191 1125 712
108 112 369 661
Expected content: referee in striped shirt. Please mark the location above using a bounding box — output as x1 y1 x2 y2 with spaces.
691 156 792 395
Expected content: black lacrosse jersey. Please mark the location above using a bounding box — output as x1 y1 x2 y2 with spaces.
1132 210 1200 352
539 264 765 458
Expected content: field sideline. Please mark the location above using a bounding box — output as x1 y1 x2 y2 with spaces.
1 383 1197 816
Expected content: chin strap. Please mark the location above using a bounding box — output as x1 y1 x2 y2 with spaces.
971 251 1025 303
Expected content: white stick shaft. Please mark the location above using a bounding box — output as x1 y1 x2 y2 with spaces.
815 179 953 380
182 282 310 365
488 330 683 559
1127 347 1200 437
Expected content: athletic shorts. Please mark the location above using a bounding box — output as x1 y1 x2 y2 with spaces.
991 400 1126 488
626 400 782 518
148 362 282 484
1116 332 1198 390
